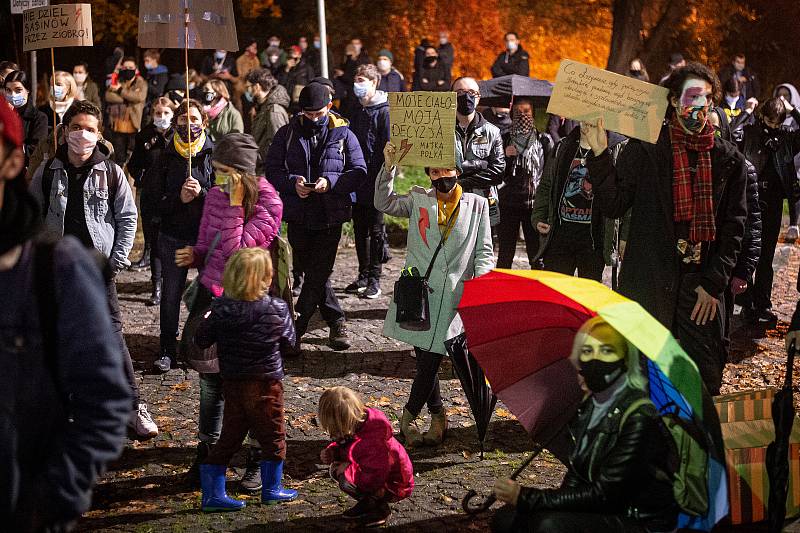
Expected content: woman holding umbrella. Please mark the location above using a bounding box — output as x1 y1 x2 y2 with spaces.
491 317 678 533
375 142 494 448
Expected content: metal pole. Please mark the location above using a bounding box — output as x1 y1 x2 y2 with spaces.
31 51 38 106
184 2 192 178
317 0 328 79
50 47 57 154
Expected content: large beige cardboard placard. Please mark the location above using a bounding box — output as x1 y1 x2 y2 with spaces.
389 91 456 168
137 0 238 52
23 4 92 52
546 59 669 144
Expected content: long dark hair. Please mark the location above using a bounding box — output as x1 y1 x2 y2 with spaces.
240 172 260 221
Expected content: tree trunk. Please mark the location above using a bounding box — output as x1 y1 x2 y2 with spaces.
638 0 691 73
606 0 645 74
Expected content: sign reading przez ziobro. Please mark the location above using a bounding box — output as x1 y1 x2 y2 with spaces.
389 91 456 168
23 3 92 51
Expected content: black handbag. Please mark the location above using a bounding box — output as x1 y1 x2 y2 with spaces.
394 207 458 331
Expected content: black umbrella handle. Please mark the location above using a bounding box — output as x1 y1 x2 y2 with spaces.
461 445 544 515
787 340 797 390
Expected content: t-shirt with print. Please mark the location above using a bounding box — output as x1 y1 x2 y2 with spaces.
559 154 593 225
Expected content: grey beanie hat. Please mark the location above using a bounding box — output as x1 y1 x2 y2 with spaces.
212 133 260 175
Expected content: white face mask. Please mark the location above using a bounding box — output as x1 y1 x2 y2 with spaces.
73 72 87 84
153 116 172 131
376 59 391 72
67 129 98 157
725 95 739 107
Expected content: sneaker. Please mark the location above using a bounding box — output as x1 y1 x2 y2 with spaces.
153 353 173 373
239 448 262 493
343 497 377 519
362 501 391 527
329 320 351 350
755 309 779 324
129 403 158 439
345 277 368 294
788 226 800 243
362 279 381 299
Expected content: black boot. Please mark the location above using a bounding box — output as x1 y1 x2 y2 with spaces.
187 440 213 487
146 279 162 307
130 245 151 270
239 447 262 493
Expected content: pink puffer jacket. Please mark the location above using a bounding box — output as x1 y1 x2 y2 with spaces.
193 177 283 297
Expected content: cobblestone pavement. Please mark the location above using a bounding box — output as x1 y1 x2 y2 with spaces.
78 238 800 532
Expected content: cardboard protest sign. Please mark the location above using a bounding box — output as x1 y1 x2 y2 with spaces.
137 0 238 52
546 59 669 144
389 91 456 168
11 0 48 16
23 4 92 52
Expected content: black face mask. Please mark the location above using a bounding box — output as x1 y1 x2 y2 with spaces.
432 176 458 193
579 359 626 393
423 56 438 67
457 93 477 116
118 69 135 82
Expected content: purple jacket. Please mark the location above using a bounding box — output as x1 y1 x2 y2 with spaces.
193 176 283 297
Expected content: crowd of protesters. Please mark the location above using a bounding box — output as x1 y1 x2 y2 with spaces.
4 28 800 531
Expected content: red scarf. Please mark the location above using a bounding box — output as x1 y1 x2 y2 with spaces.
669 120 716 242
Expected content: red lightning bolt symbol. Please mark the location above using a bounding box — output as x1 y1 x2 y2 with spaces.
418 208 430 248
74 7 82 25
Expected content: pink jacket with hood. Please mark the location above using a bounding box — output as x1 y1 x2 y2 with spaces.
326 407 414 500
193 176 283 296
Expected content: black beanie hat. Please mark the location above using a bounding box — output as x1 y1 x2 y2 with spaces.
213 133 260 175
299 83 332 111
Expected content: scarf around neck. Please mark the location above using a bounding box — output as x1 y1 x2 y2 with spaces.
207 98 228 120
437 183 462 236
669 120 716 242
173 130 207 159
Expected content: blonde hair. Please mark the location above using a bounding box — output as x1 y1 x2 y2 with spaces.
205 79 230 100
53 70 78 100
151 96 177 115
569 316 647 391
222 247 273 301
318 387 367 439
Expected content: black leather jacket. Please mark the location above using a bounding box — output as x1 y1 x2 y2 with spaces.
517 384 679 532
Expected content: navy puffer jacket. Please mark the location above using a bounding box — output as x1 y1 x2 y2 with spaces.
194 295 295 381
265 113 367 228
350 92 390 205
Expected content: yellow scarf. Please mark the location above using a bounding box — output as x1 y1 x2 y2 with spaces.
437 184 462 238
214 171 244 207
173 130 206 159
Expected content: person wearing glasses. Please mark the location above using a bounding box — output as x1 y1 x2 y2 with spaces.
452 77 505 228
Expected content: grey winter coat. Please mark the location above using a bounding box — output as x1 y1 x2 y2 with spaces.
375 164 495 355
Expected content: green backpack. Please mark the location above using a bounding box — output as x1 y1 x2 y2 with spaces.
621 398 709 517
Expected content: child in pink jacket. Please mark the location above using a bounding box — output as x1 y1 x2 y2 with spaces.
318 386 414 527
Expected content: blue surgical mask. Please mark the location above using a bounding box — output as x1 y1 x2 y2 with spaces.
353 81 371 99
153 116 172 131
244 90 254 103
313 40 321 49
52 85 65 100
6 93 26 108
215 51 225 60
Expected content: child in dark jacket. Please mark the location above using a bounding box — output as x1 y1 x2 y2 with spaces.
318 387 414 527
195 247 296 512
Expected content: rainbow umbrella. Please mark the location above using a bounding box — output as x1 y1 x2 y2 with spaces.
458 269 728 530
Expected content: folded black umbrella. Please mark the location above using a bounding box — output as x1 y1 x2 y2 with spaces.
477 74 553 108
444 333 496 458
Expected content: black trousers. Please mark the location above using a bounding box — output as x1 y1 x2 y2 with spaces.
158 232 192 355
751 183 785 311
352 203 385 281
287 223 345 334
405 347 444 416
106 130 137 167
497 205 538 269
542 224 604 282
491 506 645 533
673 273 726 395
140 205 161 282
107 276 138 406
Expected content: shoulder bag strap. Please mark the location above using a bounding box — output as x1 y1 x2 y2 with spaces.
422 204 460 281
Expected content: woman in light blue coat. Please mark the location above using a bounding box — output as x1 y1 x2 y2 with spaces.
375 142 495 448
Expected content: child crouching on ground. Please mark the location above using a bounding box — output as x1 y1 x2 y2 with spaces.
195 247 296 512
318 387 414 527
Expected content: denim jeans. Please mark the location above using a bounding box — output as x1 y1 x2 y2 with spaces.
199 372 224 443
157 232 191 354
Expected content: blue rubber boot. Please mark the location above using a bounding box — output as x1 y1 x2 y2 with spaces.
200 464 246 512
260 460 298 504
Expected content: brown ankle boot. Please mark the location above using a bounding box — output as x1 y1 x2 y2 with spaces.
423 411 448 446
400 408 424 448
